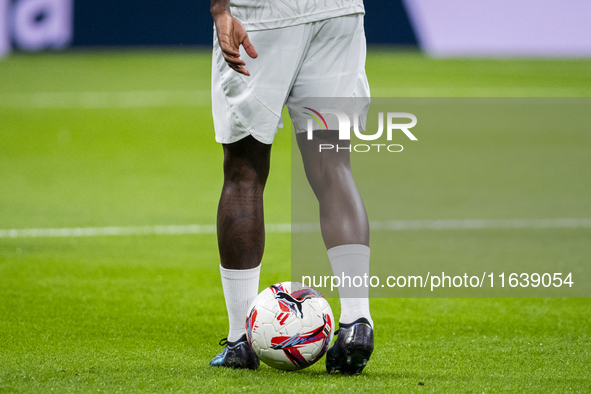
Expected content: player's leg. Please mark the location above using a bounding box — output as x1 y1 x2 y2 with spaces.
295 130 372 307
210 136 271 370
296 131 374 369
296 131 368 247
209 22 310 369
218 135 271 271
289 14 374 374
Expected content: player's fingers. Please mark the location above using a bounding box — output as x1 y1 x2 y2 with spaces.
226 60 247 69
228 62 249 76
229 63 251 76
223 54 246 66
242 35 258 59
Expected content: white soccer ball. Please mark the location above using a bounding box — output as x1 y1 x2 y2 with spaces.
245 281 334 371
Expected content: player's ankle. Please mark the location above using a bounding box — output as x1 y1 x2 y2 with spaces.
339 310 373 328
227 331 246 343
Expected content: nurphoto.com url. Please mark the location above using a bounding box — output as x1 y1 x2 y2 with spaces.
301 272 575 292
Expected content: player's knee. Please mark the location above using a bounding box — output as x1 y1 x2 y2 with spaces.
222 136 271 186
224 158 269 189
306 163 350 193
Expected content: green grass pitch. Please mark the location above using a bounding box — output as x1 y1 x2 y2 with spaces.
1 49 590 392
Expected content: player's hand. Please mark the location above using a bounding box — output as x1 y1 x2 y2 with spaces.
213 11 258 76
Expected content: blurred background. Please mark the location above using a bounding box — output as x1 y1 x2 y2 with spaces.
2 0 591 57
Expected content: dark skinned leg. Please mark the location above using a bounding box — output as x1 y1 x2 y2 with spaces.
217 135 272 270
296 131 369 249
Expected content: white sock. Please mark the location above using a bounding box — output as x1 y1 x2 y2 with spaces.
220 264 261 342
327 244 373 327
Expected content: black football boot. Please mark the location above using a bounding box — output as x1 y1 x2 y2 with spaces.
326 318 374 375
210 334 260 370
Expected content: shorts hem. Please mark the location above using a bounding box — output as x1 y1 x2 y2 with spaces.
215 131 275 145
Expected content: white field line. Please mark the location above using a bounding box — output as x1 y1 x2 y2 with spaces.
0 87 589 109
371 87 591 97
1 218 590 239
0 90 211 109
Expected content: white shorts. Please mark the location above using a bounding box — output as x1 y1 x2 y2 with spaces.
212 14 370 145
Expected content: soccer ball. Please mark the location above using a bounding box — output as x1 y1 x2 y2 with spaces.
245 281 334 371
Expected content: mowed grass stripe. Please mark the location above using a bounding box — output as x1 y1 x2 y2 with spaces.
1 218 590 238
0 90 211 108
1 86 590 109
